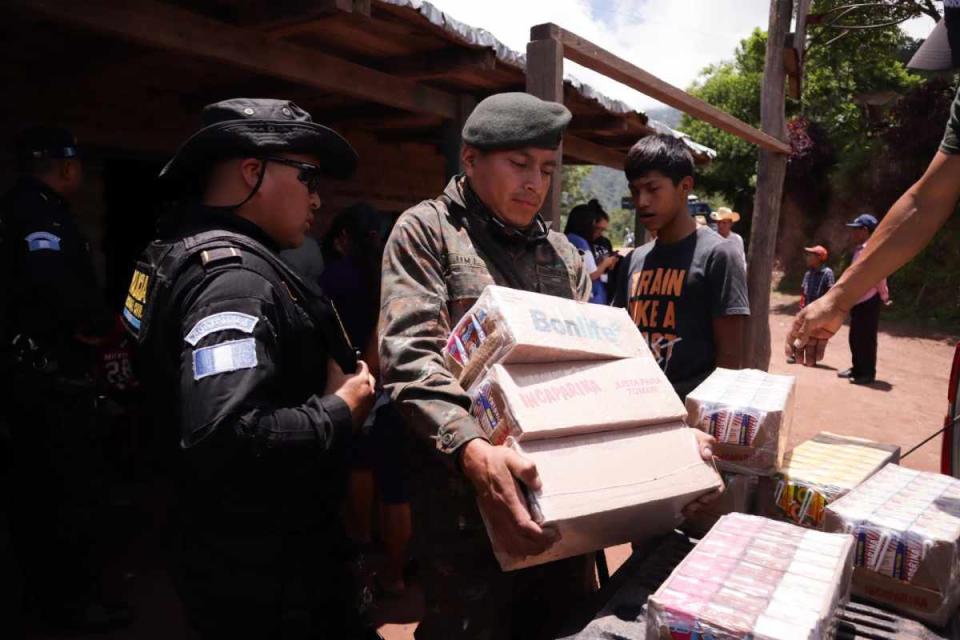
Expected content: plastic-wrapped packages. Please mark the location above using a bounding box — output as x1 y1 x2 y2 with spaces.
469 358 686 444
824 464 960 626
443 285 649 389
685 369 795 475
480 423 722 571
647 513 855 640
761 433 900 529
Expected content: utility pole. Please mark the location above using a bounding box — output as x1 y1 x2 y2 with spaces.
744 0 805 370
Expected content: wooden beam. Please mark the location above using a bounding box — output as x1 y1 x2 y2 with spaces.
12 0 458 119
531 23 791 155
789 0 813 99
563 135 625 170
443 95 477 180
567 114 631 134
378 48 497 82
526 36 564 227
745 0 794 371
238 0 361 26
332 113 442 131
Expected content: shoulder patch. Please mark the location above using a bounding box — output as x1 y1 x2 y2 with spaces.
185 311 259 346
123 269 151 334
192 338 258 380
25 231 61 252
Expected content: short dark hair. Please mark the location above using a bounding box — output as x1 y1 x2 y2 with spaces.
624 134 694 184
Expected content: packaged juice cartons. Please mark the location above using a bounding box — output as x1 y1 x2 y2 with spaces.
824 464 960 626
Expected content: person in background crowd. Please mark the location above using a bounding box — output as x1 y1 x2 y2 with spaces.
711 207 747 270
612 134 750 399
837 214 891 385
787 245 834 364
589 200 627 302
564 201 618 304
0 126 128 632
321 203 412 598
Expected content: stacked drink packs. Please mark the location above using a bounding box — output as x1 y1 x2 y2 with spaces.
446 286 722 571
685 369 796 476
444 285 649 389
647 513 855 640
470 357 688 444
682 369 795 535
764 433 901 529
824 465 960 626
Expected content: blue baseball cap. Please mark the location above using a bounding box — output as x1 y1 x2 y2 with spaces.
846 214 878 231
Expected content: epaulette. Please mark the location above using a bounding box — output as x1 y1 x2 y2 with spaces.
199 246 242 267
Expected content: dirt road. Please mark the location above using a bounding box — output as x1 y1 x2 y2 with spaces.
767 292 957 473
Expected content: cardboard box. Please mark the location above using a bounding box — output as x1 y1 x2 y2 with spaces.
481 423 722 571
824 464 960 627
759 432 900 529
647 513 855 640
444 285 649 389
685 369 796 476
681 472 759 539
469 358 687 444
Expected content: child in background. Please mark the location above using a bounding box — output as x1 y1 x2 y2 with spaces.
788 245 834 364
800 245 834 309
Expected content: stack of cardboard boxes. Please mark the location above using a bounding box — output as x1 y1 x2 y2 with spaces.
445 286 722 570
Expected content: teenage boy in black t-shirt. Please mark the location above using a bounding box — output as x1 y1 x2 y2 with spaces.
612 135 750 398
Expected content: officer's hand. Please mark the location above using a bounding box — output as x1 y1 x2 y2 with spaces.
785 294 845 366
326 359 376 428
461 439 559 558
682 430 723 518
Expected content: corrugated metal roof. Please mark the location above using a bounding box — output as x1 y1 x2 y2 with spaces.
381 0 717 160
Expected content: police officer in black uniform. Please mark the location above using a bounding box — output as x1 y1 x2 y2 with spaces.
122 98 378 639
0 127 126 632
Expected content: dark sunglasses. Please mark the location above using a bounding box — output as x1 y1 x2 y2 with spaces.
263 156 325 194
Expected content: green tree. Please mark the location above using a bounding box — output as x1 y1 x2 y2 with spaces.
679 2 923 209
559 164 592 232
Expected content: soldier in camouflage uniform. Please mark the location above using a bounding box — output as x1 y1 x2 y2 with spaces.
379 93 595 639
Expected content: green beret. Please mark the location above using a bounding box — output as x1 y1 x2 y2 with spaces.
462 92 572 151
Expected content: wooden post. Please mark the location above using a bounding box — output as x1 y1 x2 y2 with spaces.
744 0 794 371
526 35 564 228
442 94 477 180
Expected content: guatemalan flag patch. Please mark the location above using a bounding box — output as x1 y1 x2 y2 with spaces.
192 338 258 380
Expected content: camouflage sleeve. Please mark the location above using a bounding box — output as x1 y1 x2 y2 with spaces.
378 205 488 464
574 250 590 302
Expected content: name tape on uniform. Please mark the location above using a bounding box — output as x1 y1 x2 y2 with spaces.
25 231 61 252
185 311 259 346
192 338 258 380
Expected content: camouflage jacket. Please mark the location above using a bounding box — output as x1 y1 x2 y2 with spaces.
379 176 590 462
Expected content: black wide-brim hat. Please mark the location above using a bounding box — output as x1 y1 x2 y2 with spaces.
160 98 358 184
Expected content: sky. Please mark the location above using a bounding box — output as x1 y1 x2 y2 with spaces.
424 0 940 114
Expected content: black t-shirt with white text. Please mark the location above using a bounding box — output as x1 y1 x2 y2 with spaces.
612 226 750 397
